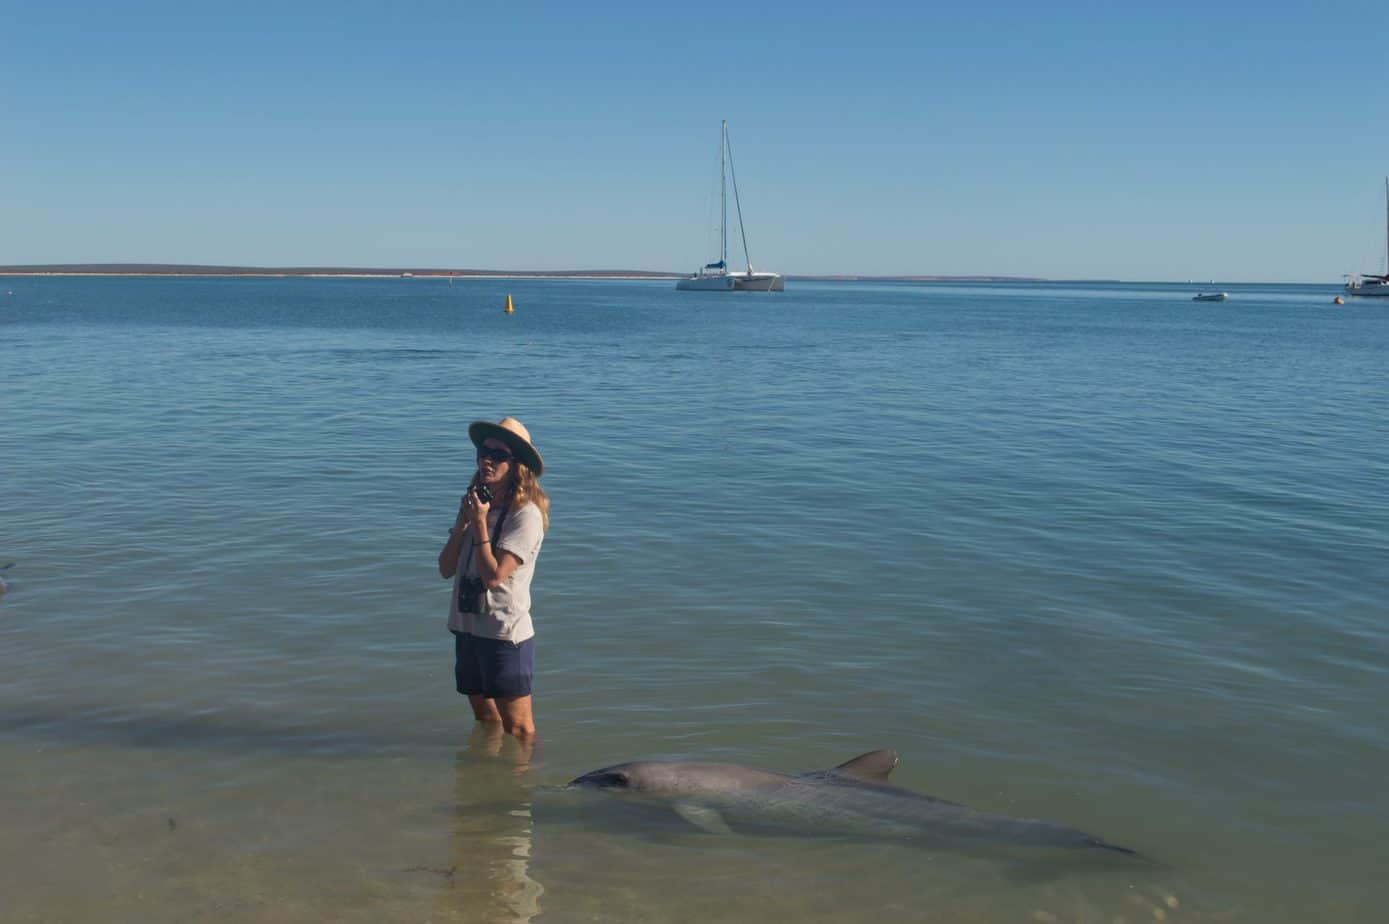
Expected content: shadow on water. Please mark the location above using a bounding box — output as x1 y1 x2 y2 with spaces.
0 704 447 759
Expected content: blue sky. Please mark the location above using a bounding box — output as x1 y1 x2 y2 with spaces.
4 1 1388 281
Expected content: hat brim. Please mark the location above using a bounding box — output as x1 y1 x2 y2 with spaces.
469 421 544 476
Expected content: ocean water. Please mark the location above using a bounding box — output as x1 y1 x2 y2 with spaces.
1 275 1385 923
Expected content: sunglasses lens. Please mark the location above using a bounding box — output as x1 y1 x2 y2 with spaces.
479 447 512 463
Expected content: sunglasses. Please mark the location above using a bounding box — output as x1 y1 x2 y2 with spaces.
477 446 514 464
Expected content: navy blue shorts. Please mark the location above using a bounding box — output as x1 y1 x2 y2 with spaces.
454 632 534 699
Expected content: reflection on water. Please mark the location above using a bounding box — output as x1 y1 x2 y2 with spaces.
437 725 543 923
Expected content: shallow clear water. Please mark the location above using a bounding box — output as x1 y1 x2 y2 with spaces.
1 276 1385 922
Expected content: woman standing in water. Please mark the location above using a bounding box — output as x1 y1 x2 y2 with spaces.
439 417 549 738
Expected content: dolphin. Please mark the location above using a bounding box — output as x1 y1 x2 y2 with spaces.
568 749 1137 856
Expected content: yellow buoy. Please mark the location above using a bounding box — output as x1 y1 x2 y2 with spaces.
505 293 514 314
1333 295 1344 305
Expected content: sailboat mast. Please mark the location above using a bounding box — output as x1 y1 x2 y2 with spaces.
725 123 754 273
720 120 728 268
1383 177 1388 273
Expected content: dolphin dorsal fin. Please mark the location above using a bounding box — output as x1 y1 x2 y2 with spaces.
831 750 899 782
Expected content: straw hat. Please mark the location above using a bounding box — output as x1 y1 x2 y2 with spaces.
469 417 544 476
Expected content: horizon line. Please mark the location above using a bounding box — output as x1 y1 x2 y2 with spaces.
0 263 1343 286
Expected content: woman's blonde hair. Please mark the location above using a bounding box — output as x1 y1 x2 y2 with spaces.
511 464 550 531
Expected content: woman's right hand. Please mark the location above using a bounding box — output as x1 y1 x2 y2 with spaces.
463 485 490 531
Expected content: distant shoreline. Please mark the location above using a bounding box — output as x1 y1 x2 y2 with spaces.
0 264 1050 283
0 264 680 280
0 271 678 281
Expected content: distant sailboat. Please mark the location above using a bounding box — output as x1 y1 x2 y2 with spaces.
676 121 784 292
1344 178 1389 297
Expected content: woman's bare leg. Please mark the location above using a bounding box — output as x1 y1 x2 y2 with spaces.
468 694 503 723
495 695 535 738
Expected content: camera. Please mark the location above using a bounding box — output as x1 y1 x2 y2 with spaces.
473 483 493 504
458 576 487 614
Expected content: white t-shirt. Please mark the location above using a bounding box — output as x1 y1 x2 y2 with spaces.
447 502 545 642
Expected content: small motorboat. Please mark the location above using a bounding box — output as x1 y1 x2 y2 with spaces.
1192 292 1228 302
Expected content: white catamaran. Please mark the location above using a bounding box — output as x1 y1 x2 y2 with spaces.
1344 178 1389 297
676 120 784 292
